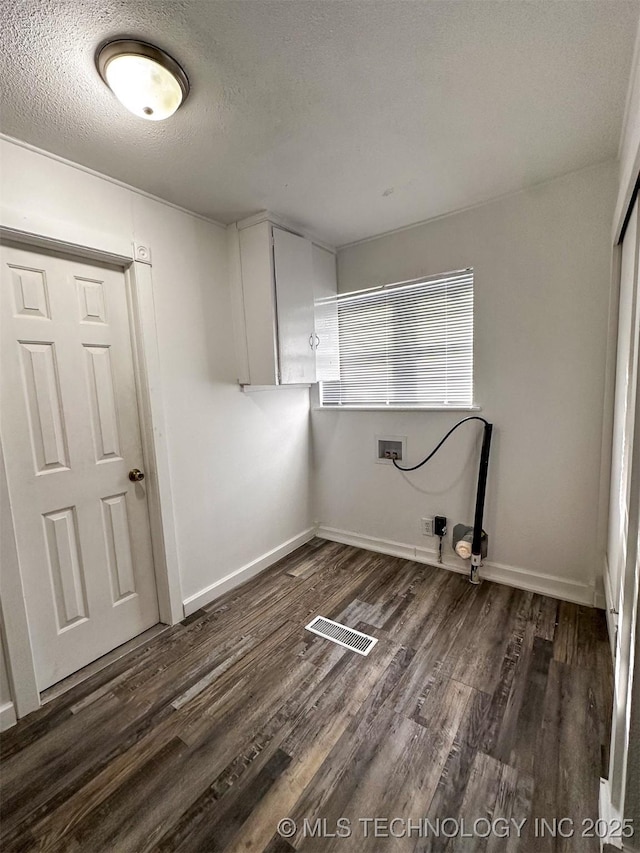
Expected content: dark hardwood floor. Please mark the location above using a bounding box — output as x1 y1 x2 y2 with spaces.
0 539 613 852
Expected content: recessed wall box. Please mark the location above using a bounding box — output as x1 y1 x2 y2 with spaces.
375 435 407 464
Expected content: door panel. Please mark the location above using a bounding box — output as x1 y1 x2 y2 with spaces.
19 341 70 472
101 492 137 602
43 505 88 629
1 244 159 691
84 344 121 460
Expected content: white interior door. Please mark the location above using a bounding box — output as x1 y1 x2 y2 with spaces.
0 243 159 691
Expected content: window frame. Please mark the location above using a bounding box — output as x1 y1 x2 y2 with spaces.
318 268 477 411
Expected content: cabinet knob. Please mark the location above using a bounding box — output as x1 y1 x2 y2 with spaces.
315 334 320 348
309 334 314 349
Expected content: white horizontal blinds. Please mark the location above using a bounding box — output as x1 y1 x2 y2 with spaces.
320 269 473 406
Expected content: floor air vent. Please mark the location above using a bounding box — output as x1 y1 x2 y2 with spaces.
305 616 378 656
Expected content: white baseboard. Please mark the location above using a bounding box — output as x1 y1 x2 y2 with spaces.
182 527 317 616
0 701 17 731
316 525 600 607
183 522 602 618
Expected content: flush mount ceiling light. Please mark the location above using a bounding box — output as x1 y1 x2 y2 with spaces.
96 39 189 121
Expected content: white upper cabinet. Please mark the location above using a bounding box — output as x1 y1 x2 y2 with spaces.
230 215 338 386
272 227 316 384
312 244 340 381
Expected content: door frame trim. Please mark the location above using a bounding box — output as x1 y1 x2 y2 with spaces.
0 226 183 717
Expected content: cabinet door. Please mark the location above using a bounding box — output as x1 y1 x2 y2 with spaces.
272 227 316 384
312 244 340 381
237 222 279 385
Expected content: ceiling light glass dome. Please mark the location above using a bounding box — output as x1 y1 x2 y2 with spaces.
96 39 189 121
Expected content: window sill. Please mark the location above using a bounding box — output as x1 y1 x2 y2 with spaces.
240 384 312 393
313 405 482 412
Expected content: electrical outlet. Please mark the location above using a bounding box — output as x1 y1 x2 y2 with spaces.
434 515 447 537
421 517 434 536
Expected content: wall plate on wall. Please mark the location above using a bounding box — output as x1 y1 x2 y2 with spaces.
375 435 407 464
421 517 434 536
133 243 152 265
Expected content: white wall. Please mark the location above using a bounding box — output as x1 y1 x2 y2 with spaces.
313 161 617 604
0 137 312 619
129 197 312 606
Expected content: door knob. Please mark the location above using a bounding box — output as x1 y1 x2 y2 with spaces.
128 468 145 482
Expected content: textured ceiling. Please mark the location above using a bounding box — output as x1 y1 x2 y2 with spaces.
0 0 638 246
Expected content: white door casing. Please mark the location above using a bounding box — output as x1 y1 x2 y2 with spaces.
0 243 160 691
608 200 640 628
605 201 640 654
606 196 640 821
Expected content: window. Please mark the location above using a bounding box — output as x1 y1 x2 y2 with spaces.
320 268 474 408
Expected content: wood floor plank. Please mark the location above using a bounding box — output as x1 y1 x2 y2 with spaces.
0 622 188 762
154 624 392 849
291 677 473 852
286 540 346 579
32 650 316 851
17 709 181 853
417 688 490 853
175 748 294 853
451 585 527 694
0 541 613 853
472 592 538 759
222 640 402 853
494 636 554 775
286 645 417 846
262 837 297 853
553 601 580 665
318 708 444 852
148 654 340 852
444 751 504 853
483 764 531 853
383 568 458 648
528 659 602 853
496 771 534 853
1 693 175 844
386 577 480 718
533 594 559 642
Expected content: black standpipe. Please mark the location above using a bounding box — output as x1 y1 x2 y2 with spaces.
392 415 494 584
469 421 493 585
